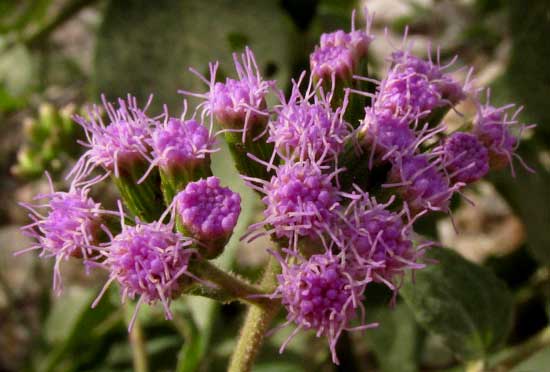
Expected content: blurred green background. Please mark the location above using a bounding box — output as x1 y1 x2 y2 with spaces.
1 0 549 371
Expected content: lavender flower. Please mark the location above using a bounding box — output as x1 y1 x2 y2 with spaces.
150 115 216 174
387 154 461 214
439 132 489 184
310 45 355 83
340 192 426 292
180 47 274 139
71 95 154 181
374 50 468 123
19 174 107 295
244 160 341 244
473 95 534 174
272 250 376 364
311 9 374 83
94 219 195 330
174 177 241 257
268 78 350 161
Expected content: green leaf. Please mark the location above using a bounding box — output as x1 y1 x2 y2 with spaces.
94 0 296 112
511 347 550 372
367 303 420 372
42 287 118 372
502 0 550 144
400 248 513 360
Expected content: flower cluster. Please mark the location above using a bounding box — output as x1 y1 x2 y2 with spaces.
18 7 534 368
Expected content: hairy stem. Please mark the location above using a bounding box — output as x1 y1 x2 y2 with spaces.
228 256 281 372
124 304 149 372
190 257 270 307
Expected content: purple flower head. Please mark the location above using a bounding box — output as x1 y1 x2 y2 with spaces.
71 95 153 180
374 50 468 122
96 219 194 330
318 9 374 65
473 94 534 175
359 108 446 168
180 47 274 141
19 174 107 295
310 45 355 83
174 176 241 244
150 112 216 172
360 108 417 166
244 160 341 243
272 250 375 364
439 132 489 184
268 78 350 161
387 154 461 214
339 191 426 292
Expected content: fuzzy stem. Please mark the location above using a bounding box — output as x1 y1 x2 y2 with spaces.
227 255 281 372
190 258 270 307
124 304 149 372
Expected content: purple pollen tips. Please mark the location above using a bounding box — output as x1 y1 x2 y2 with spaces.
269 91 350 161
249 160 340 242
19 180 105 296
100 221 194 327
151 117 215 171
274 251 370 364
340 193 424 290
441 132 489 184
175 177 241 244
472 100 531 174
72 95 153 179
310 45 355 82
388 154 457 214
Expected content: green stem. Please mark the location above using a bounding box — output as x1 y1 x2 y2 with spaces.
190 258 270 307
124 304 149 372
227 256 281 372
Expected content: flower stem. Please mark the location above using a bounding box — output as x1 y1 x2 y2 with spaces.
124 304 149 372
190 257 270 307
227 255 281 372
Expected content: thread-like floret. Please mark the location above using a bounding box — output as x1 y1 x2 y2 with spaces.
269 96 349 161
98 221 194 328
440 132 489 183
388 155 459 213
180 47 273 137
310 45 355 82
273 251 373 364
151 117 215 171
245 161 341 242
71 95 153 179
19 177 104 295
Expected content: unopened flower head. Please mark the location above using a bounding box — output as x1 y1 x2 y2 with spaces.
174 176 241 243
181 47 274 136
98 220 194 328
151 116 216 172
72 95 153 179
388 154 460 213
440 132 489 184
269 82 350 161
19 175 105 295
245 160 341 242
273 251 373 364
